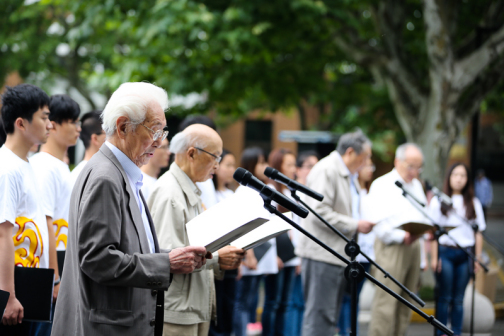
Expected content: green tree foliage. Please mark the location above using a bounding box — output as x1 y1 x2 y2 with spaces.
2 0 504 175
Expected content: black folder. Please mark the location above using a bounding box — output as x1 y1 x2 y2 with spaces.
276 232 296 263
14 267 54 322
252 241 272 263
0 289 9 319
57 250 66 276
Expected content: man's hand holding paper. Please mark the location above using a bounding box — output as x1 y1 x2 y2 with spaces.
169 246 208 274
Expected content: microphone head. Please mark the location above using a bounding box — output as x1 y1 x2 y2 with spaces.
264 167 278 179
233 167 251 185
395 181 403 188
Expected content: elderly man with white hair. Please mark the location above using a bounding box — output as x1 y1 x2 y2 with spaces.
147 124 245 336
51 82 209 336
367 143 427 336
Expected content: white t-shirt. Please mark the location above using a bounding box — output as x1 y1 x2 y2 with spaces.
0 146 49 268
428 195 486 247
141 173 158 201
215 188 234 204
197 179 218 210
68 159 88 191
30 152 72 251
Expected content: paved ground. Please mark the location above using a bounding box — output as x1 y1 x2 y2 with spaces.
356 318 504 336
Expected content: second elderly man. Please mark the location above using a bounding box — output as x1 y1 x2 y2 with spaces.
148 124 245 336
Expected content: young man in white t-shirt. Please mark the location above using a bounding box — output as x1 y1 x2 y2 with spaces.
0 84 53 332
31 95 81 256
68 110 105 189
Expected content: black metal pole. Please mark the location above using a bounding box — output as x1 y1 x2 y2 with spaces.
433 228 441 336
260 200 454 336
291 190 426 307
344 240 363 336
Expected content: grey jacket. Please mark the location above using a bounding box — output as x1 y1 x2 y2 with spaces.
295 151 359 267
51 145 172 336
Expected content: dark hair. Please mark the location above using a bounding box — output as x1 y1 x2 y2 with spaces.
268 148 294 193
212 149 233 190
0 118 6 146
240 147 264 176
1 84 50 134
296 150 320 168
48 94 80 124
178 115 216 132
441 163 476 220
80 110 103 149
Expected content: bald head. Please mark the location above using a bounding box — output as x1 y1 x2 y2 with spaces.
170 124 223 183
394 143 423 183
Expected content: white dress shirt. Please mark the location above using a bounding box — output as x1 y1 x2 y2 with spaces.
366 169 430 245
105 142 155 253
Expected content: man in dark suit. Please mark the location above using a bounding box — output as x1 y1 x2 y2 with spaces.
51 82 208 336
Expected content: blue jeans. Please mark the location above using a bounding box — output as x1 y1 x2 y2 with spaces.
0 321 44 336
233 275 262 336
262 271 284 336
337 262 370 336
277 267 296 336
284 271 304 336
209 277 236 336
436 245 471 336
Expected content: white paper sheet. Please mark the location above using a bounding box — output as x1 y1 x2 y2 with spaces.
232 212 294 250
185 191 270 253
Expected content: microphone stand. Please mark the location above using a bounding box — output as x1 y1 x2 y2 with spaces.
289 190 426 308
397 186 488 336
256 192 453 336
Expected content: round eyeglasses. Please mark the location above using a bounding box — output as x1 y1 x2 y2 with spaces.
140 124 169 142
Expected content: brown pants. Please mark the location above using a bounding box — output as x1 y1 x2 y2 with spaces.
163 321 210 336
369 239 421 336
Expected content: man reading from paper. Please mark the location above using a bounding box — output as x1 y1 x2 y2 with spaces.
147 124 245 336
52 82 208 336
365 143 430 336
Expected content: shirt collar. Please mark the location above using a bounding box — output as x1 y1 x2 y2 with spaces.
105 141 143 185
391 168 411 187
332 151 351 177
169 162 202 206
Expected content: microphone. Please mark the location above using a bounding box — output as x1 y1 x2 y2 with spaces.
264 167 324 202
395 181 425 207
233 168 309 218
431 187 453 207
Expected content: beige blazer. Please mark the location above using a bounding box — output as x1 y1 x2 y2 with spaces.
295 151 359 267
52 145 173 336
148 162 221 325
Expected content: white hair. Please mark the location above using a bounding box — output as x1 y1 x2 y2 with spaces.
101 82 169 137
395 143 423 161
169 131 207 154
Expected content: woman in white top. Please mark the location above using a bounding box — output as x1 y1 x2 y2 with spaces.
233 147 275 336
262 148 299 336
429 163 486 336
285 150 319 336
209 149 237 336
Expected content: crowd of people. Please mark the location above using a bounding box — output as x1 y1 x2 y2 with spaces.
0 82 488 336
